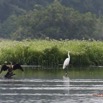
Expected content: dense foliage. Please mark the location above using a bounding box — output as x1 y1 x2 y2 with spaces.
0 0 103 40
0 0 103 22
0 39 103 67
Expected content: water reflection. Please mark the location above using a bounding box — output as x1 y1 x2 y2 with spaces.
0 68 103 103
63 74 70 95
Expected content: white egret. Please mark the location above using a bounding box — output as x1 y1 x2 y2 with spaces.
63 51 70 69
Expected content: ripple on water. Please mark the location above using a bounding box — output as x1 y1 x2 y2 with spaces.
0 78 103 103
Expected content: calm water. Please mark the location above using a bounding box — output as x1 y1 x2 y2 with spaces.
0 67 103 103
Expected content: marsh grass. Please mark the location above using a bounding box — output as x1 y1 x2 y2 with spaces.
0 39 103 67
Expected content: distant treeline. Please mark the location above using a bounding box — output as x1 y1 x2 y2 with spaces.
0 0 103 21
0 0 103 40
0 39 103 67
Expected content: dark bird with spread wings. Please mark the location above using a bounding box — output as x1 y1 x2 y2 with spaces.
0 63 24 78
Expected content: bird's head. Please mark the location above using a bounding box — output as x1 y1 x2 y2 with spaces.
4 61 8 64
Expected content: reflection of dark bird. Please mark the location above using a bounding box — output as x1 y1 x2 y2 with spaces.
0 64 23 78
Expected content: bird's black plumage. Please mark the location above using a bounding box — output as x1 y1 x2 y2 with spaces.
0 63 23 78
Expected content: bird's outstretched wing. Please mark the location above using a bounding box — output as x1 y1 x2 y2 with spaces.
0 65 9 73
13 64 24 71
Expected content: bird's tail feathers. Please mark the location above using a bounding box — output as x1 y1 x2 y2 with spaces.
63 66 65 69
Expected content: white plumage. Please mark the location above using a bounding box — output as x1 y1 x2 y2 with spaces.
63 51 70 69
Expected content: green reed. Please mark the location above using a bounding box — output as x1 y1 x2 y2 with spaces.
0 39 103 67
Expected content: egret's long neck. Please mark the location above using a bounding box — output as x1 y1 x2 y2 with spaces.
68 52 70 58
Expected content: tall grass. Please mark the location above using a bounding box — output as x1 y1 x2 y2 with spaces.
0 39 103 67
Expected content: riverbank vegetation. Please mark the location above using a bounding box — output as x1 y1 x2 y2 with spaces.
0 39 103 67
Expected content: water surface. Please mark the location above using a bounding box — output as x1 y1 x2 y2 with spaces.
0 67 103 103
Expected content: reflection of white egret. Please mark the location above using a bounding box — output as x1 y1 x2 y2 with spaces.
63 51 70 69
63 75 70 94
